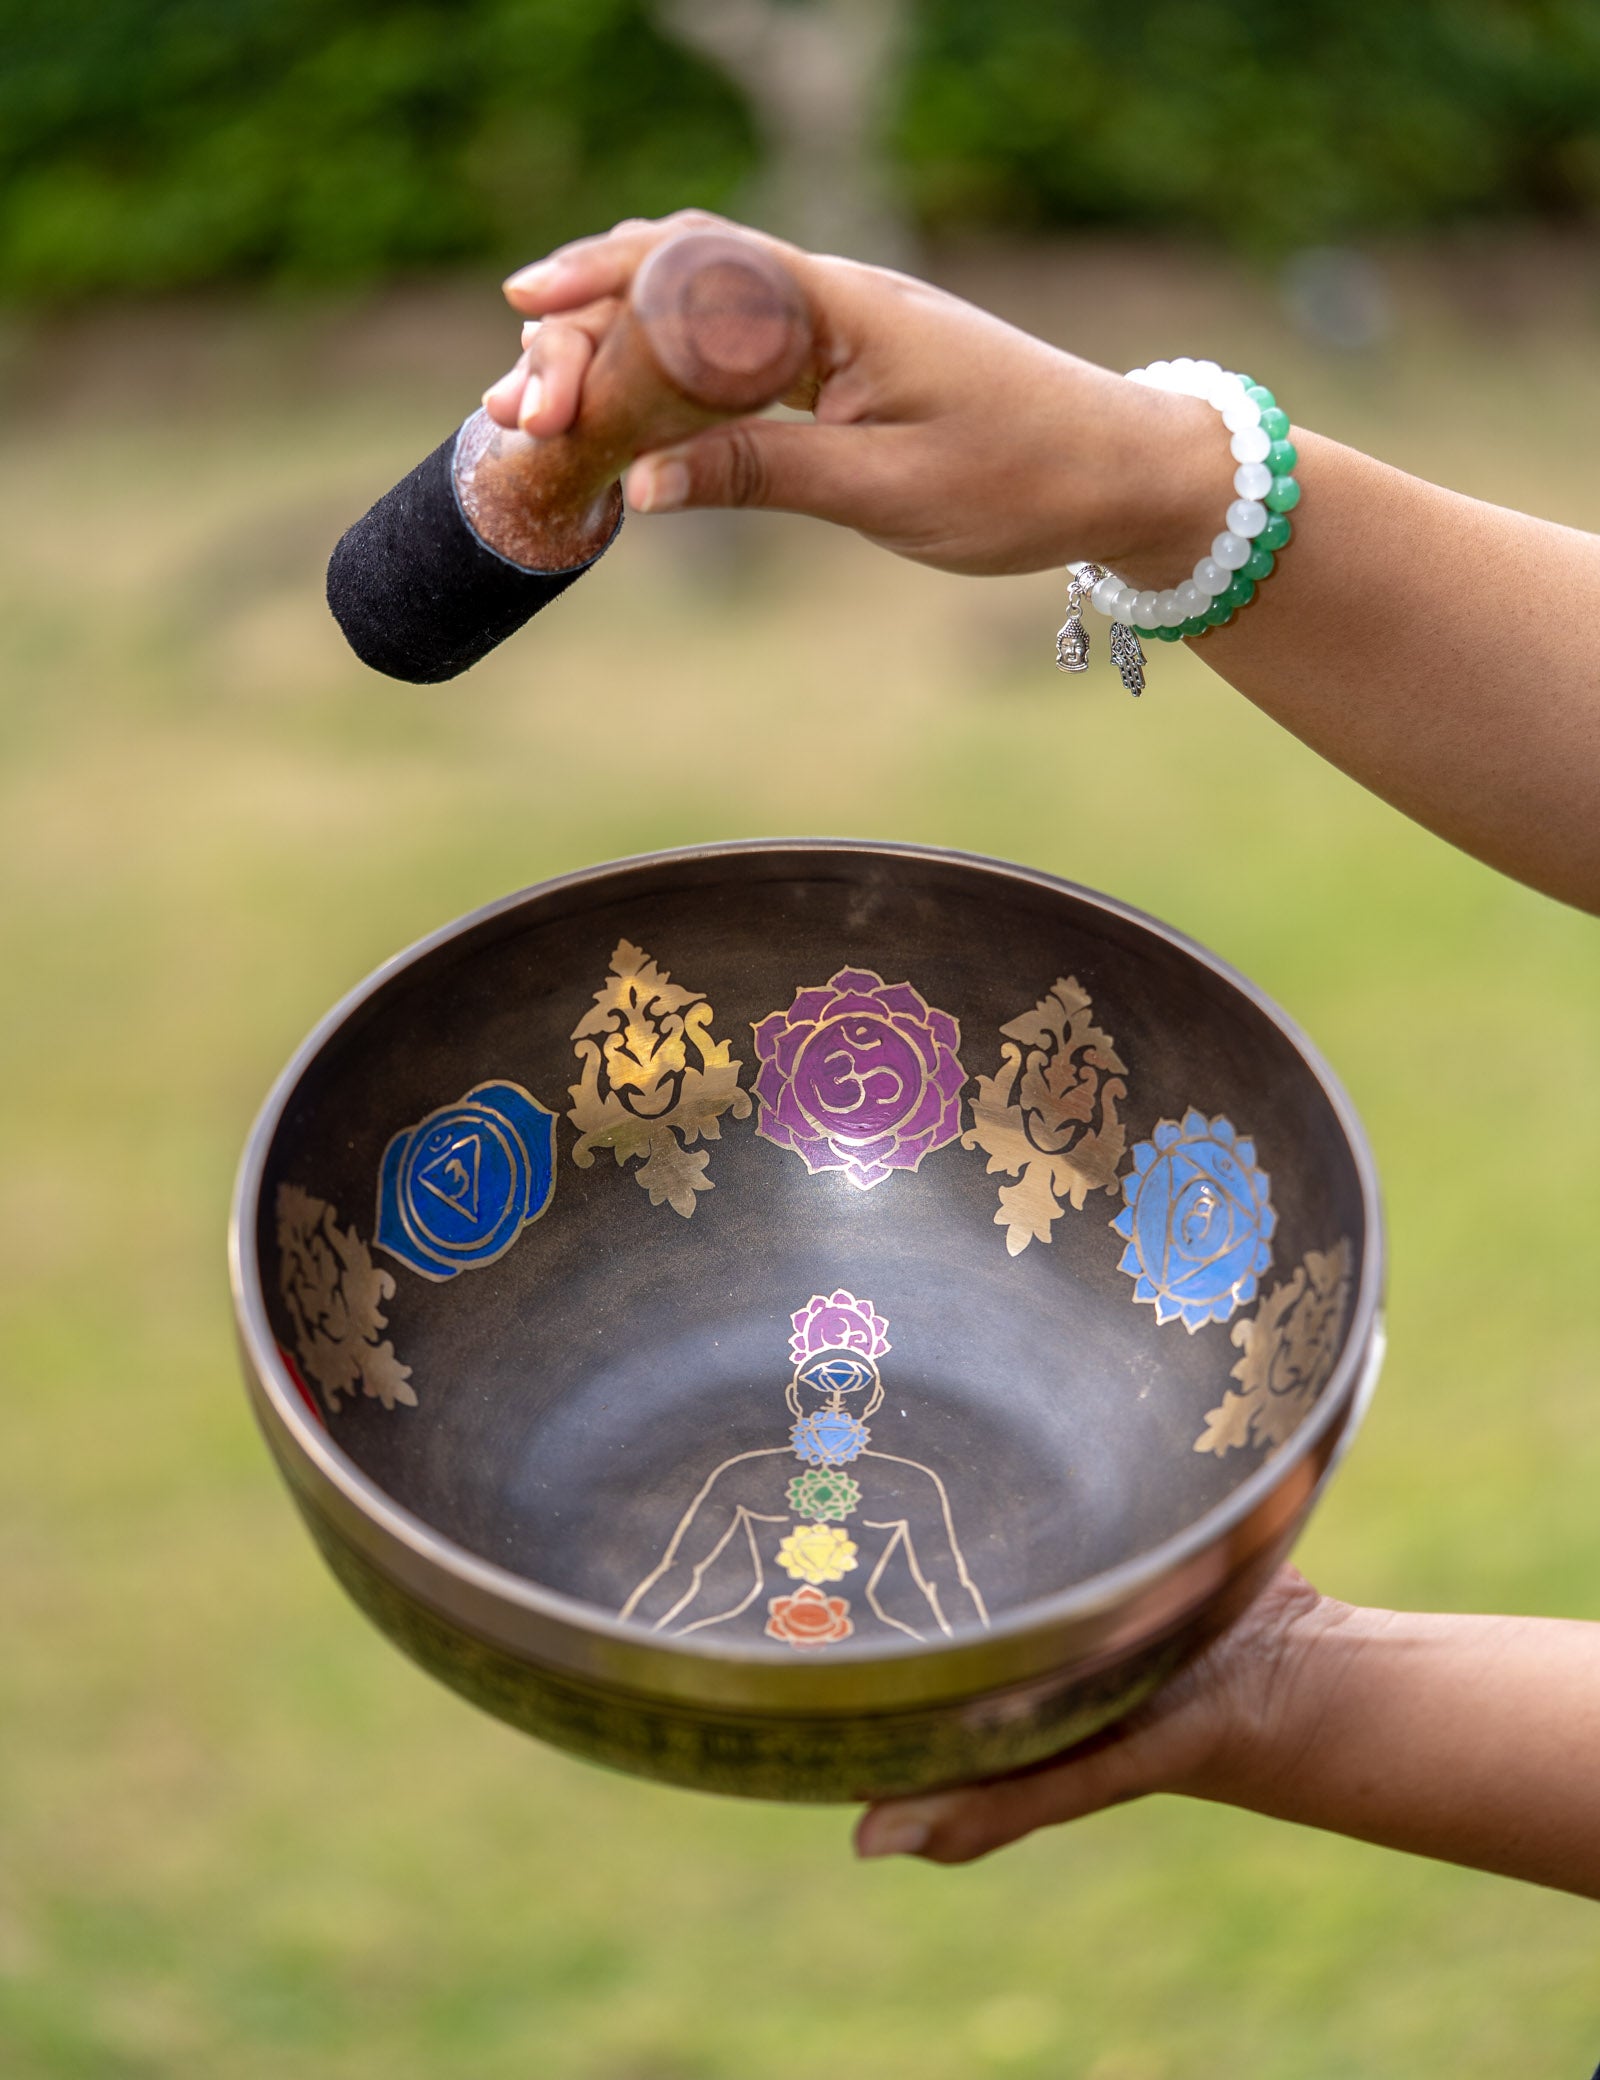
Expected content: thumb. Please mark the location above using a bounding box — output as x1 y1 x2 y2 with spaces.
623 417 875 528
854 1735 1141 1867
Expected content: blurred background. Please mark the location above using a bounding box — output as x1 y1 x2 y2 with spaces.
3 2 1599 2075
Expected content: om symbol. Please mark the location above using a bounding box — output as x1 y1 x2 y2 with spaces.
752 968 968 1190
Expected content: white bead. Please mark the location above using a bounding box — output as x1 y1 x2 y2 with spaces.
1194 557 1231 596
1158 589 1186 627
1206 375 1245 411
1213 531 1251 571
1233 460 1273 500
1230 425 1271 464
1168 356 1198 390
1131 590 1161 629
1177 580 1208 616
1226 498 1269 538
1125 368 1155 386
1109 583 1139 619
1221 394 1261 433
1091 575 1122 616
1141 360 1172 387
1191 358 1222 390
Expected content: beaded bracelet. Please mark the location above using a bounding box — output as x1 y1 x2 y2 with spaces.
1056 359 1300 694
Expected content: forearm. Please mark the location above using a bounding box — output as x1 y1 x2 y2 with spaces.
1190 1600 1600 1897
1114 413 1600 912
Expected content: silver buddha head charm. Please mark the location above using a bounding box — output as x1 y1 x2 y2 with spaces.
1055 613 1090 672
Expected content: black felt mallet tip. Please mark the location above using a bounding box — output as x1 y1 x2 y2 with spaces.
325 230 813 685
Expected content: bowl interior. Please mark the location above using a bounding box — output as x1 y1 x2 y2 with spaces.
252 846 1372 1658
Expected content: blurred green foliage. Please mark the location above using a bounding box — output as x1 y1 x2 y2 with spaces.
3 0 1600 295
900 0 1600 247
0 0 756 299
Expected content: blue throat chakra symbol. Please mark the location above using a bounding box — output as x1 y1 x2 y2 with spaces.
791 1406 870 1467
1111 1109 1275 1332
376 1081 556 1281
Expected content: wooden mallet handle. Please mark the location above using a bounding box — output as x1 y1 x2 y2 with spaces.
325 230 813 683
460 231 813 570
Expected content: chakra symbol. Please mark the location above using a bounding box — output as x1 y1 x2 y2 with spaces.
801 1351 878 1398
752 968 966 1191
787 1467 861 1521
766 1584 855 1648
789 1288 890 1366
376 1081 556 1281
1111 1109 1275 1332
776 1522 859 1584
790 1408 870 1466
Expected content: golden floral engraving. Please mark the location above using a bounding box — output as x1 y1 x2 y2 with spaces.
568 940 751 1217
276 1183 416 1414
960 976 1128 1255
1195 1238 1355 1456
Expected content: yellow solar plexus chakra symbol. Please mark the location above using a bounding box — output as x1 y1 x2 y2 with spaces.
775 1522 858 1585
619 1290 990 1650
568 939 751 1217
961 976 1129 1254
1195 1238 1355 1455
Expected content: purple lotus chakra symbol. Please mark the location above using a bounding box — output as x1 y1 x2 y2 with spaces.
789 1288 890 1366
752 969 967 1190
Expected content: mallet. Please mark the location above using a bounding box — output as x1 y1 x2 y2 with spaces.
326 230 813 684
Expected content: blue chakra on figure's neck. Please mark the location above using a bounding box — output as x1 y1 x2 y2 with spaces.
790 1408 870 1467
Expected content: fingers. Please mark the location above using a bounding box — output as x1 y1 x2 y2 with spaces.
480 299 619 435
855 1742 1134 1867
501 208 740 317
622 418 881 525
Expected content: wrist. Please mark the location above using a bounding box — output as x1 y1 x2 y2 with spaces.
1064 365 1226 585
1173 1574 1359 1808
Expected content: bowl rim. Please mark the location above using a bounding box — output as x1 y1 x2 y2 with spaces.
230 838 1385 1708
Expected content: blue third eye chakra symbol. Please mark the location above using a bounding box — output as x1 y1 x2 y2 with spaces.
1111 1109 1275 1332
376 1081 556 1281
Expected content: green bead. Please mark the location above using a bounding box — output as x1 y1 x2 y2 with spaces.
1203 598 1234 626
1152 623 1181 641
1264 474 1301 513
1222 574 1256 610
1244 384 1276 410
1266 439 1297 475
1179 616 1207 639
1259 513 1293 550
1258 405 1290 441
1243 546 1275 582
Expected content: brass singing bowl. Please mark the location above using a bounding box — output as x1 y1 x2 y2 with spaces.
231 841 1383 1801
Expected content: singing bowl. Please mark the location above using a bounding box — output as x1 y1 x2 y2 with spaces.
231 841 1382 1801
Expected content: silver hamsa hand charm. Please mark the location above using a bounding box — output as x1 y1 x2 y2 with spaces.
1108 620 1146 698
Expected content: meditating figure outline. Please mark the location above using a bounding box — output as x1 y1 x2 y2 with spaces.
620 1289 990 1648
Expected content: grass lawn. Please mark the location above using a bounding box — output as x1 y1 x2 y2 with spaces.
2 244 1597 2078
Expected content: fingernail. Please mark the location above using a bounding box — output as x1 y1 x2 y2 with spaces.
856 1813 932 1860
516 376 544 431
503 261 562 295
631 458 689 514
521 320 540 347
481 366 522 413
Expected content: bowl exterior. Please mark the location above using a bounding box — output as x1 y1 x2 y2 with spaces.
241 1314 1376 1801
